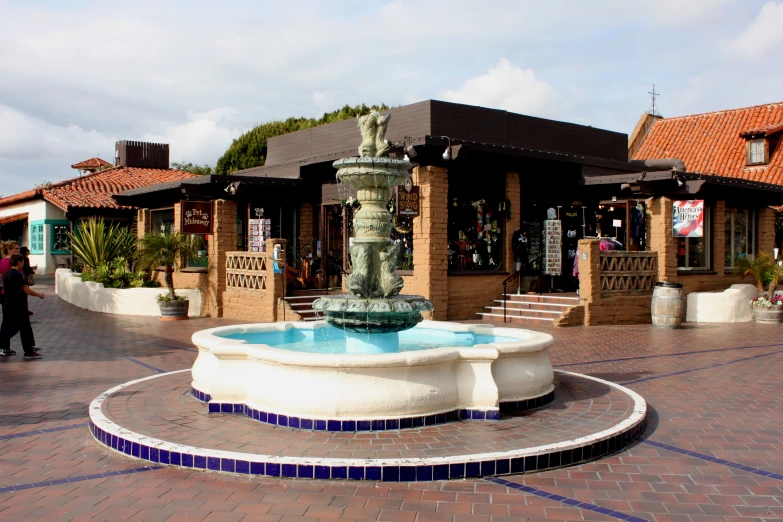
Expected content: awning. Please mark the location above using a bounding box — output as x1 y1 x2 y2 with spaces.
0 212 28 226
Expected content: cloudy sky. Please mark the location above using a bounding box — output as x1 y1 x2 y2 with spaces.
1 0 782 195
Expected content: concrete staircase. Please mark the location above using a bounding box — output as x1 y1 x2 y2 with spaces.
280 289 345 322
477 293 583 327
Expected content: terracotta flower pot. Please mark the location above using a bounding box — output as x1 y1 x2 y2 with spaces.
752 305 783 324
159 299 190 321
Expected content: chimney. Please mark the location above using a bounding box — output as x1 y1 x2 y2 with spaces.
115 140 170 169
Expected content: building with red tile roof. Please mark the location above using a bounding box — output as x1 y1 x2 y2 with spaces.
0 141 197 274
630 101 783 185
70 157 112 172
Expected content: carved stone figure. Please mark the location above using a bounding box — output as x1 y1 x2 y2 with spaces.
373 112 391 157
347 244 373 297
357 110 391 158
378 242 404 298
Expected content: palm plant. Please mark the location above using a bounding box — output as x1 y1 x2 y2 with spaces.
68 218 136 270
136 233 198 301
737 252 775 296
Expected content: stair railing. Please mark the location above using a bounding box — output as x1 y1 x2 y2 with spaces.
501 272 521 323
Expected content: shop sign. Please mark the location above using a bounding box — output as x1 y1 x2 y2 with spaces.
672 200 704 237
181 201 212 234
397 185 420 218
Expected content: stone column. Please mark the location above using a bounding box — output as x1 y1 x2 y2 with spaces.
713 201 727 274
137 209 151 239
646 196 677 282
411 166 449 320
504 172 521 274
577 239 601 305
209 199 237 317
758 207 776 255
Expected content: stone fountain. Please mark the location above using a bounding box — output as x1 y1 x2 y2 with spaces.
313 112 433 347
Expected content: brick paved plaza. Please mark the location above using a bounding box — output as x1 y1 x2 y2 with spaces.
2 279 783 521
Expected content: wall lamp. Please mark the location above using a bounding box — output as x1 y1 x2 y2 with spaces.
225 181 241 195
672 172 684 187
403 137 417 161
442 137 452 160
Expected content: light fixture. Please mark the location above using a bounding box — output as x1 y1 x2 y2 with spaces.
676 176 684 187
224 181 240 195
638 171 647 181
442 137 452 160
404 137 417 159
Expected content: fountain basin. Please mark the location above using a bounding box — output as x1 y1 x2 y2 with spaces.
191 321 554 431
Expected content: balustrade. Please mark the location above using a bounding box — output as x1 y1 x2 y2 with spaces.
599 251 657 294
226 251 270 291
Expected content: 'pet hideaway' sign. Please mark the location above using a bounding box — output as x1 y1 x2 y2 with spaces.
181 201 213 235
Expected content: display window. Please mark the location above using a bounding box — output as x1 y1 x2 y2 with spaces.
724 209 755 268
677 205 711 270
151 209 174 235
448 176 506 271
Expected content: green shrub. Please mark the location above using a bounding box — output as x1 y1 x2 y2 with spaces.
68 218 136 270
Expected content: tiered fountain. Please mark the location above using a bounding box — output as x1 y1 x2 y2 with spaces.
89 111 647 482
189 112 555 424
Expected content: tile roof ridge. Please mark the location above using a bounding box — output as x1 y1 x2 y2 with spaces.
660 101 783 122
42 165 126 192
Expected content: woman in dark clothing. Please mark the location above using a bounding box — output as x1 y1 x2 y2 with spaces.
19 247 36 315
0 254 44 357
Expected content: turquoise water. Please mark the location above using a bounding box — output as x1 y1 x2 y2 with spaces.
219 326 524 354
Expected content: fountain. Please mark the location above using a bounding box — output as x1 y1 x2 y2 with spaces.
311 111 432 351
88 112 647 481
188 112 555 425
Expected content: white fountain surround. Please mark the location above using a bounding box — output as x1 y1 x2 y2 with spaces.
191 321 554 424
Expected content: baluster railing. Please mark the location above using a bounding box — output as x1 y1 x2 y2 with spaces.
599 251 657 295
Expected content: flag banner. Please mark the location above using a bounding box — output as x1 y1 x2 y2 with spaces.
672 200 704 237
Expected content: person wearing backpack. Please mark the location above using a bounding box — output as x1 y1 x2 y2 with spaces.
0 253 44 358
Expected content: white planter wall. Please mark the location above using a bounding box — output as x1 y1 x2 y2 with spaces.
55 269 201 317
685 283 758 323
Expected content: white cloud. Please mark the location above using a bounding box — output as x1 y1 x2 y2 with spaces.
142 108 242 167
727 1 783 58
0 105 115 162
440 59 558 117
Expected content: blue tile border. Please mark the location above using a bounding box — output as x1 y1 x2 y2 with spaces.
88 407 647 482
640 438 783 483
190 386 553 432
486 477 650 522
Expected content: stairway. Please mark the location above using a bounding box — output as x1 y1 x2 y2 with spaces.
477 293 582 327
281 289 345 322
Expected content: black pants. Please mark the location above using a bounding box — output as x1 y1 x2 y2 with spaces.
0 304 35 353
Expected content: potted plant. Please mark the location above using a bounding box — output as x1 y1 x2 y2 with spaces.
737 252 783 323
137 233 198 320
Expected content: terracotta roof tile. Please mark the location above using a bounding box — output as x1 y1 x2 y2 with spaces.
70 157 112 169
40 166 197 211
633 101 783 186
0 188 43 207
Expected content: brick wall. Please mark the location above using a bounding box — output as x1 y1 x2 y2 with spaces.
222 239 285 323
504 172 521 274
299 203 315 257
407 166 449 319
447 275 507 320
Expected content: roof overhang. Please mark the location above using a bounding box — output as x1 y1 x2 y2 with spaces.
581 169 783 196
0 212 29 226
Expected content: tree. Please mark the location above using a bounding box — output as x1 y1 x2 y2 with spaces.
171 162 214 175
215 103 389 175
136 233 198 301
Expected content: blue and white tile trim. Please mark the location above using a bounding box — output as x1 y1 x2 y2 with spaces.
89 370 647 481
190 387 555 431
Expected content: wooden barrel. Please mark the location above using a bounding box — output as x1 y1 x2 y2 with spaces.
651 282 683 328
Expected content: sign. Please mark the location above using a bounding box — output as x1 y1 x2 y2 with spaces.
181 201 212 234
544 219 562 276
612 219 622 228
396 185 420 218
672 200 704 237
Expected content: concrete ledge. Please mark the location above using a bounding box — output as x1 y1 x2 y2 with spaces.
685 283 758 323
55 268 202 317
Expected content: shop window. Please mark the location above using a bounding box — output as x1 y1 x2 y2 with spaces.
30 224 44 254
677 206 711 270
725 209 755 268
51 224 70 253
184 235 208 269
448 176 505 271
151 209 175 235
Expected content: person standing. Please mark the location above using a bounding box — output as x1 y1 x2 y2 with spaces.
0 240 20 307
0 253 44 358
19 246 36 316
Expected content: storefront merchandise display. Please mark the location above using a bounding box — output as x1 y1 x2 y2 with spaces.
448 198 503 270
544 219 562 276
249 218 272 252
